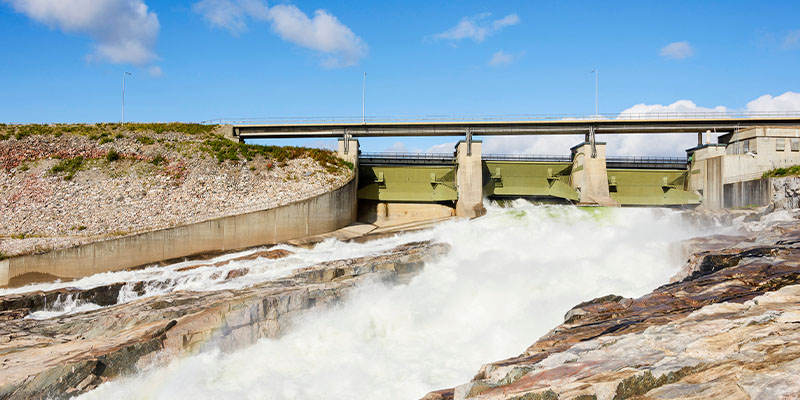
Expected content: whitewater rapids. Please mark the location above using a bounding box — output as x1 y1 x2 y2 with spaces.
75 202 713 400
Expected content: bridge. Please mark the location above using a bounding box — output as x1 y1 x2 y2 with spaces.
218 113 800 217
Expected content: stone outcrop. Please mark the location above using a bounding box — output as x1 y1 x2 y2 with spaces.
426 221 800 400
772 176 800 210
0 241 447 399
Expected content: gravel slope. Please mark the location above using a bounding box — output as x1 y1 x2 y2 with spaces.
0 127 352 257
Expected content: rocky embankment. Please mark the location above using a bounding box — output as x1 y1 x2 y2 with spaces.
0 241 447 399
425 219 800 400
0 124 352 258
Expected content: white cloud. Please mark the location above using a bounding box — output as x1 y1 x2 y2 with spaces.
488 50 512 66
619 99 727 117
433 13 519 43
782 30 800 50
384 142 408 152
193 0 366 67
660 41 694 59
4 0 160 65
147 65 162 77
268 5 366 67
746 91 800 111
426 142 457 153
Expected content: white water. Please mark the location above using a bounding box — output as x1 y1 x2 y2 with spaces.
1 232 433 318
76 202 716 400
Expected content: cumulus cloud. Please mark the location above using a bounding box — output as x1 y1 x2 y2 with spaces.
746 91 800 111
477 93 800 157
782 30 800 50
4 0 160 65
488 50 513 66
660 41 693 59
193 0 366 67
433 13 519 43
147 65 162 77
619 99 727 117
193 0 269 34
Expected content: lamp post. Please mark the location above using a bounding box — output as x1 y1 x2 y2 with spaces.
122 72 131 125
362 72 366 124
591 69 598 117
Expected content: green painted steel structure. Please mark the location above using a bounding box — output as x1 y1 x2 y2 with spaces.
482 161 578 201
357 162 700 206
357 165 457 202
607 169 700 206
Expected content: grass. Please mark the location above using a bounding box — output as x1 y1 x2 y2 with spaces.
105 149 121 162
136 135 156 145
763 165 800 178
1 123 218 141
49 156 85 180
150 153 167 166
200 135 350 172
0 251 7 260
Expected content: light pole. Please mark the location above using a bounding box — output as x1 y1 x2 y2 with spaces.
122 72 131 125
591 69 598 117
362 72 366 124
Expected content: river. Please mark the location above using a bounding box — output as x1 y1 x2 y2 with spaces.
9 202 721 399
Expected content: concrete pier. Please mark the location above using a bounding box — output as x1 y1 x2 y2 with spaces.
570 142 619 207
455 140 486 218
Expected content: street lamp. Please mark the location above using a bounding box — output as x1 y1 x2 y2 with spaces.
122 72 131 125
591 69 598 118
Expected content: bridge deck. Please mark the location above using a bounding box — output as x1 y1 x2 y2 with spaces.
232 113 800 138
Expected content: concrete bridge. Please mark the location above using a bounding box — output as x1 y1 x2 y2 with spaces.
227 114 800 217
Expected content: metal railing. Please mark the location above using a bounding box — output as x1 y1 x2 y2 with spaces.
483 154 572 162
204 111 800 125
606 156 689 170
358 152 456 165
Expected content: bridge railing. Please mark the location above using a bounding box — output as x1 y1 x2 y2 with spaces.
606 156 689 169
206 111 800 125
483 154 572 162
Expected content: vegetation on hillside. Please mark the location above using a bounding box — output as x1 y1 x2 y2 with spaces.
763 165 800 178
199 136 352 172
0 122 215 141
1 123 352 174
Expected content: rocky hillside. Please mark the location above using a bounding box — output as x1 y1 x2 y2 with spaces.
0 123 353 259
425 218 800 400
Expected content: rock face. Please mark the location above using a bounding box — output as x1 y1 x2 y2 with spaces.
426 221 800 400
772 177 800 210
0 241 447 400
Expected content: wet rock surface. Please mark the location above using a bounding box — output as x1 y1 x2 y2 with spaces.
426 220 800 400
0 241 447 399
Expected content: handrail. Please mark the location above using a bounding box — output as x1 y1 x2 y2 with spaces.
205 111 800 125
483 154 572 162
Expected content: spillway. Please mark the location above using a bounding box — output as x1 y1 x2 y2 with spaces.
47 202 725 400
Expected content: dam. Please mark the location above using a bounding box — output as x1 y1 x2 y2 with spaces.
230 114 800 217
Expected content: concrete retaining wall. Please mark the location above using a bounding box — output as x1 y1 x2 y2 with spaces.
723 178 771 209
1 178 357 287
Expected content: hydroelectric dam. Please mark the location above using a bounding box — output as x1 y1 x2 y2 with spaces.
228 113 800 217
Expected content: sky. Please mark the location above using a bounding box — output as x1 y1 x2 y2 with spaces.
1 0 799 155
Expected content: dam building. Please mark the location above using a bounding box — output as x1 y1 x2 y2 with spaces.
229 117 800 218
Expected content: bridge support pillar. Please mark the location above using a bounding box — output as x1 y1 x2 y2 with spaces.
337 137 359 166
455 140 486 218
570 142 619 207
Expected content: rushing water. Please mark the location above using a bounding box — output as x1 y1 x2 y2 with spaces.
63 202 721 400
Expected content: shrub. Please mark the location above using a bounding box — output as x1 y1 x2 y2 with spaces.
105 149 121 162
763 165 800 178
49 156 84 180
136 136 155 145
99 136 113 144
150 153 167 166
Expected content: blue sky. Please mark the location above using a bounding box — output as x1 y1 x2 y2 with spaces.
1 0 799 155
